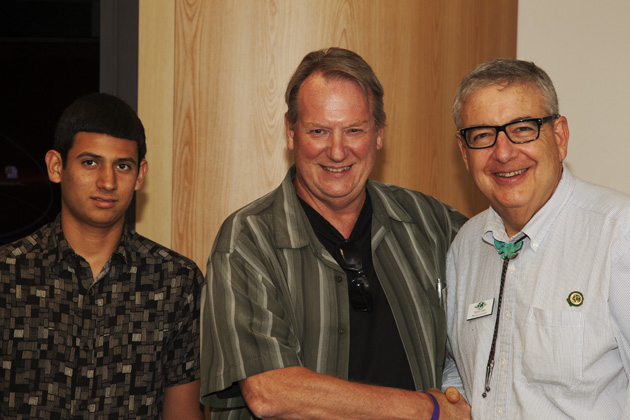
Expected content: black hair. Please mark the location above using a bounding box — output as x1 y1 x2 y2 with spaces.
54 92 146 166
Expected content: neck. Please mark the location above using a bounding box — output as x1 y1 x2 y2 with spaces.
321 208 361 239
500 215 526 238
61 215 124 277
309 201 363 239
295 186 365 239
496 203 542 238
498 172 564 238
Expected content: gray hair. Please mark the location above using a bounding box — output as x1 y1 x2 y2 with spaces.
452 58 559 128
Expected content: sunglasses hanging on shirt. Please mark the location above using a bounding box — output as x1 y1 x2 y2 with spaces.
336 241 373 312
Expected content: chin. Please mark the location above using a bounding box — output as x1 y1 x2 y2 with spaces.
88 216 126 228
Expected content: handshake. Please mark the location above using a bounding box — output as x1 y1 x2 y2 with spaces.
422 387 471 420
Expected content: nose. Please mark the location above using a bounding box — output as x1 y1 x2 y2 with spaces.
327 130 348 162
97 166 117 190
492 131 519 163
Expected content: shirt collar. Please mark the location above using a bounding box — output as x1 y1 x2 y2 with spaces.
273 166 411 248
272 165 313 249
483 164 575 251
50 213 131 269
49 214 76 266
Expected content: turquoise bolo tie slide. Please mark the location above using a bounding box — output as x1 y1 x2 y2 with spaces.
493 239 524 260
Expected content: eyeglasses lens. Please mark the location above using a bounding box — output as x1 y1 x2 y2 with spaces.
465 119 540 148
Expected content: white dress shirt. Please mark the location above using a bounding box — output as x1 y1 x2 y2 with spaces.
445 167 630 419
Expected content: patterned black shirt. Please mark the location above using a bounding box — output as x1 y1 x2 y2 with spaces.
0 215 203 419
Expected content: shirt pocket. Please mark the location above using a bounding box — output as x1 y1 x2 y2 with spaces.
521 307 584 390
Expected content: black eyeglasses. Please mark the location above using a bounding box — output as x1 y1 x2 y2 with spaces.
458 114 559 149
336 241 372 312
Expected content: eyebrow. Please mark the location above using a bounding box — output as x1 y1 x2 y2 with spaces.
303 120 370 128
76 152 138 166
508 115 536 124
465 116 538 128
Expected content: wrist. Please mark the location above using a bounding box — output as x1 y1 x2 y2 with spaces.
422 392 440 420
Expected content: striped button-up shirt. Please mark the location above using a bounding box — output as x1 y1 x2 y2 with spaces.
201 166 466 418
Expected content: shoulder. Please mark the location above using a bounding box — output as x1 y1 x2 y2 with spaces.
127 228 203 279
0 222 53 262
567 180 630 254
570 177 630 220
212 183 290 254
368 180 467 227
450 210 488 249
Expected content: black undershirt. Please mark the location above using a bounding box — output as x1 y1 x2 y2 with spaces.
299 192 415 390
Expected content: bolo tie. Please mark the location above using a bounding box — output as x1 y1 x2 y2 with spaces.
482 235 526 398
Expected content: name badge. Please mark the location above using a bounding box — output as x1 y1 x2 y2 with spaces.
467 298 494 320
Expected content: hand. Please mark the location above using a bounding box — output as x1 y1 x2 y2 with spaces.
426 387 471 420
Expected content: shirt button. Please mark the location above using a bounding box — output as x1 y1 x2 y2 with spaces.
338 328 346 335
504 311 511 319
501 359 507 367
335 276 343 283
508 265 516 272
497 408 503 416
532 242 539 250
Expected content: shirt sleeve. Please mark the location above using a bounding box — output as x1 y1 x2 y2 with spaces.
201 244 302 408
164 263 204 387
608 230 630 414
442 247 466 399
441 352 466 398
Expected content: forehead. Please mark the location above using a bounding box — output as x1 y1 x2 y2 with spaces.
461 83 546 126
297 74 370 120
69 132 139 160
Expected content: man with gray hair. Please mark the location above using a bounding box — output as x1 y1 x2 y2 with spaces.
445 58 630 418
201 47 471 419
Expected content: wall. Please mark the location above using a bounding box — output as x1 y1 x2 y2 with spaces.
138 0 518 271
517 0 630 195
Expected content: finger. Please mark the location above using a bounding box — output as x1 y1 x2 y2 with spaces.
444 386 461 403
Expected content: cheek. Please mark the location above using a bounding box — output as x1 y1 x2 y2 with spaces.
63 172 88 190
350 137 377 157
466 153 487 175
295 141 325 160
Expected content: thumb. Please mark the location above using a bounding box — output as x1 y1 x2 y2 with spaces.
444 386 462 403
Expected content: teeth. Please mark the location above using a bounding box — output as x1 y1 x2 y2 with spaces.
324 166 350 173
497 169 526 178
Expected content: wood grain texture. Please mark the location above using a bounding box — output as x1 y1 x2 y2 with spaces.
138 0 517 271
136 0 176 247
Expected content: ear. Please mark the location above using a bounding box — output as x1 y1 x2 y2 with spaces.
376 127 384 150
285 113 295 150
134 160 148 191
552 115 570 161
45 150 63 184
456 135 470 171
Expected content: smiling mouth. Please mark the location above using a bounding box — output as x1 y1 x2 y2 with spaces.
323 165 351 173
495 168 527 178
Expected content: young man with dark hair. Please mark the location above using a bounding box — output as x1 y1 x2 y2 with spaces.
0 93 204 419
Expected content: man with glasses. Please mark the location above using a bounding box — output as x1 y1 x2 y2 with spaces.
201 47 471 419
444 58 630 418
